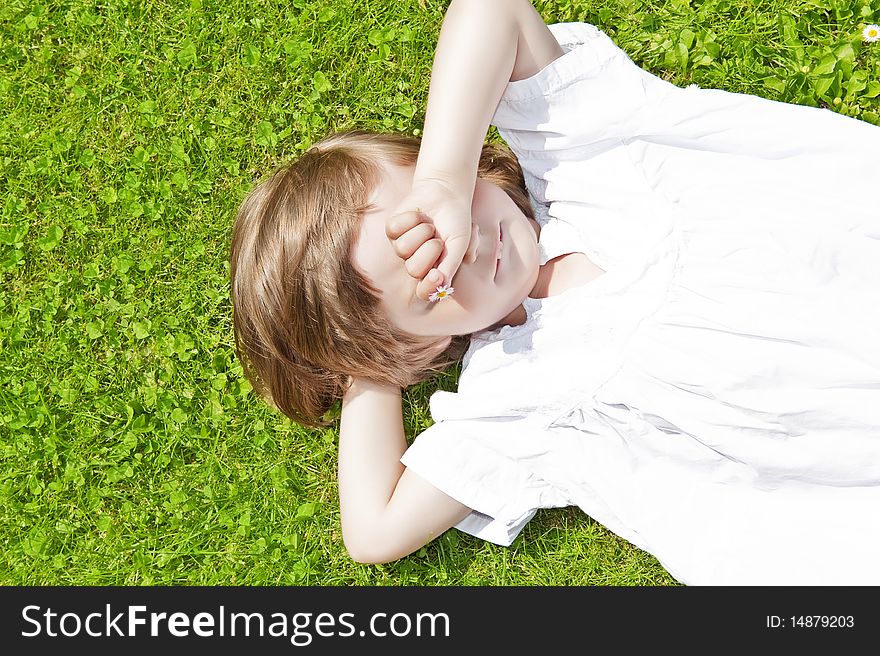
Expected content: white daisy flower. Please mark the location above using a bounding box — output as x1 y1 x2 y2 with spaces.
864 24 880 42
428 285 454 303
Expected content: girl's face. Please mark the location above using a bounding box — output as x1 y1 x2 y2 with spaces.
351 160 541 340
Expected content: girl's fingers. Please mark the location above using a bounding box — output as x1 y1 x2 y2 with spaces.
390 222 435 259
433 232 469 293
385 210 424 240
416 269 444 302
403 238 444 280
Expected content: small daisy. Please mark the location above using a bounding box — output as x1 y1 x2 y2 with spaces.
686 83 700 90
864 24 880 42
428 284 454 303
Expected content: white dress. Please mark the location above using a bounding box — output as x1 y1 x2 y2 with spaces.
399 22 880 585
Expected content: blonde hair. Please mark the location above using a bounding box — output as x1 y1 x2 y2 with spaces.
229 130 533 428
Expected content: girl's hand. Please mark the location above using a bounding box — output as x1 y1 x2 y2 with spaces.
385 178 472 302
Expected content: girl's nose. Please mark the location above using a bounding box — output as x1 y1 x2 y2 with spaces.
463 223 480 264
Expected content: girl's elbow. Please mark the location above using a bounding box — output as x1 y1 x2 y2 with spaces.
344 538 400 565
346 546 393 565
342 527 404 565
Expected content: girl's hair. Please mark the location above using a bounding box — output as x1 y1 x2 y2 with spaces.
229 130 533 428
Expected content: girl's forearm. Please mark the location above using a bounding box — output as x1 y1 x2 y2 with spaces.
337 378 471 563
338 378 408 551
413 0 522 194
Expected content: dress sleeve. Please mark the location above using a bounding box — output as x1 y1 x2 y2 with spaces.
491 22 676 176
490 22 684 269
399 416 570 546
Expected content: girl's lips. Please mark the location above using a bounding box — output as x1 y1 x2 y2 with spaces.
493 224 503 278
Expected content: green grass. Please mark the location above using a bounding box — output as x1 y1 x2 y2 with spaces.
1 0 878 585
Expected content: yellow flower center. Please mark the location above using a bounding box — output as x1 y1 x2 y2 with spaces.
870 29 879 37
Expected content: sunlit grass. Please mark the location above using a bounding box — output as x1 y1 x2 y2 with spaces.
2 0 878 585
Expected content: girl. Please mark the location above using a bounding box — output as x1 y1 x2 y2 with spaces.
230 0 880 584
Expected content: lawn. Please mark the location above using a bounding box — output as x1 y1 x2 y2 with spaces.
1 0 878 585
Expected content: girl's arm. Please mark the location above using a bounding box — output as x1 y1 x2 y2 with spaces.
416 0 564 189
399 0 565 300
338 377 472 564
338 3 564 564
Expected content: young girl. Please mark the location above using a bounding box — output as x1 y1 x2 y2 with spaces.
230 0 880 584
